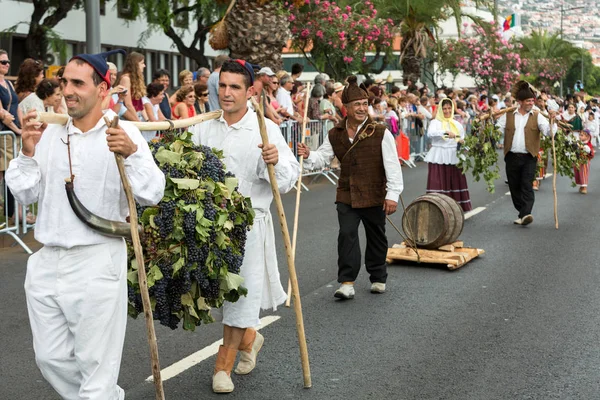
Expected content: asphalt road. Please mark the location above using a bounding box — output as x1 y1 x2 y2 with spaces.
2 154 600 400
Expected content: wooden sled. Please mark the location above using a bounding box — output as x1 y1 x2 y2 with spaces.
386 241 484 271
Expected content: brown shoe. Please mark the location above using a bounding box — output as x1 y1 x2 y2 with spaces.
532 181 539 191
213 345 237 393
581 187 588 194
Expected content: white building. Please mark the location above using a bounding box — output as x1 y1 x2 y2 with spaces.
0 0 224 86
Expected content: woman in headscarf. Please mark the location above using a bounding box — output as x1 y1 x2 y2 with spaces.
424 98 472 211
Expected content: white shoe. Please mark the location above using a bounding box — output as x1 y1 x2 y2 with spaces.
212 371 234 393
334 283 355 299
513 218 522 225
234 332 264 375
370 282 386 294
521 215 533 225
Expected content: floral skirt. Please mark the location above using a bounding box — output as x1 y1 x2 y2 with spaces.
426 163 472 212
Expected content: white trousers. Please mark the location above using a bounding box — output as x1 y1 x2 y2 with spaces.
223 211 287 328
25 240 127 400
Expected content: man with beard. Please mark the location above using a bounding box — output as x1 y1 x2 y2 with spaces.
5 50 165 399
297 75 403 299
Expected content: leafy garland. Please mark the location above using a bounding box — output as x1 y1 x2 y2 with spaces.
457 118 502 193
127 131 255 331
540 130 590 187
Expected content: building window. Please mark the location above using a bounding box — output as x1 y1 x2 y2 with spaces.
100 0 106 16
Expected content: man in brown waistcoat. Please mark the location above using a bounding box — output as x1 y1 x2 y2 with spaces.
497 81 555 226
297 76 403 299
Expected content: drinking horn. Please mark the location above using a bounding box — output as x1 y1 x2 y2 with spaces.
65 178 141 239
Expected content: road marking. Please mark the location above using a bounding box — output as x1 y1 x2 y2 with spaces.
146 315 281 382
464 207 486 220
545 173 553 178
505 191 511 196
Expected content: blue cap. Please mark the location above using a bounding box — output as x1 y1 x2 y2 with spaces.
231 59 259 85
71 49 127 86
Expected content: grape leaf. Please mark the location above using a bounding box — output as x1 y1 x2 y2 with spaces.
220 272 245 292
172 256 185 275
155 148 181 165
171 178 200 190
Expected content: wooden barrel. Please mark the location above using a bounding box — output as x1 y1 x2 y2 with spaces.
401 193 464 249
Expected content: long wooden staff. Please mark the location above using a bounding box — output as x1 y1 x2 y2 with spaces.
286 82 311 308
38 110 222 131
104 116 165 399
475 106 517 122
550 117 559 229
250 98 312 388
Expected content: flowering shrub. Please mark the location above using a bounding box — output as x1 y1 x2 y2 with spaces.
287 0 397 80
444 22 523 92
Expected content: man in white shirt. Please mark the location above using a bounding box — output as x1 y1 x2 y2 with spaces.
275 73 295 119
297 75 403 299
496 81 555 226
208 55 229 112
6 50 165 400
190 59 300 394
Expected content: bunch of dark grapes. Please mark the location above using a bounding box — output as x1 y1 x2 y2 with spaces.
222 247 243 274
128 285 143 314
203 194 217 221
183 211 196 247
155 200 176 238
162 165 185 179
195 145 226 183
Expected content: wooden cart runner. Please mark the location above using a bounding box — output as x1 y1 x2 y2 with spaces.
386 241 484 271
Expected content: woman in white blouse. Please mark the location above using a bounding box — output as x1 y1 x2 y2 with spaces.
424 98 472 211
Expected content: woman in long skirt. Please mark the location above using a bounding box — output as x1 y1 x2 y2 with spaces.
574 129 594 194
424 98 472 211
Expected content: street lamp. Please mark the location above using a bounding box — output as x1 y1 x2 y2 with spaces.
559 3 584 97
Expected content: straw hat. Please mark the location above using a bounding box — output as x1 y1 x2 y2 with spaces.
333 82 344 92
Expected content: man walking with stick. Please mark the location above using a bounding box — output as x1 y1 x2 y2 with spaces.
6 50 165 399
297 76 403 299
496 81 556 226
190 59 300 393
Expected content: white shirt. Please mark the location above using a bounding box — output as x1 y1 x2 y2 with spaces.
19 92 45 115
5 109 165 248
496 109 554 154
207 70 220 112
276 88 294 116
303 118 404 203
424 119 465 165
189 109 300 212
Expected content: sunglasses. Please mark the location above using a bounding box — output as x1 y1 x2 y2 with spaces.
201 93 209 97
0 60 10 65
272 81 279 85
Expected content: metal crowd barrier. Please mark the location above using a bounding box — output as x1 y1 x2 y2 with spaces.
279 119 339 191
0 130 33 254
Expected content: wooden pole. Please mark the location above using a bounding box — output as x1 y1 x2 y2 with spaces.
286 82 311 308
39 110 222 131
104 116 165 399
250 98 312 388
550 118 559 229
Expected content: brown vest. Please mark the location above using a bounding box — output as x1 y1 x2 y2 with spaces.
329 118 387 208
503 111 541 157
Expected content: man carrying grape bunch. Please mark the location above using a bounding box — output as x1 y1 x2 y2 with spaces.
190 59 300 393
5 50 165 399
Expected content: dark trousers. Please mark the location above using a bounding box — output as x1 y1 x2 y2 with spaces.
336 203 388 284
505 152 537 218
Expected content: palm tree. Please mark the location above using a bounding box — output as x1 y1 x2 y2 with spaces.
519 29 579 64
378 0 489 84
226 0 290 70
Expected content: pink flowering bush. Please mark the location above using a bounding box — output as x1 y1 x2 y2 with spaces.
443 23 523 92
287 0 397 80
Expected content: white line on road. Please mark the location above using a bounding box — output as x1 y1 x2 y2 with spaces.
505 191 511 196
146 315 281 382
464 207 486 220
545 173 553 178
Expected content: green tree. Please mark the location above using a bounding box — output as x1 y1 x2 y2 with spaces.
378 0 490 83
127 0 227 68
3 0 82 62
565 50 600 95
518 30 580 89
